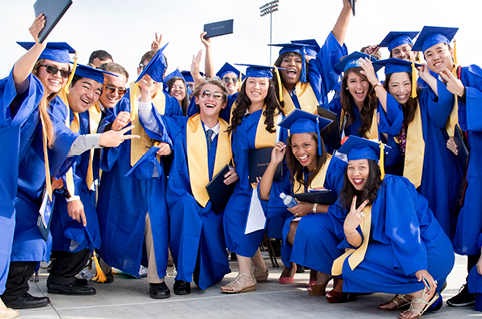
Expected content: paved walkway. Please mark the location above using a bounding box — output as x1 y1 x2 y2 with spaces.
15 254 477 318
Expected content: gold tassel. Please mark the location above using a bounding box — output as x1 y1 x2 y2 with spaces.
411 61 417 99
453 38 458 65
378 142 385 180
130 82 140 120
92 252 107 283
273 65 283 102
238 73 242 92
63 51 78 94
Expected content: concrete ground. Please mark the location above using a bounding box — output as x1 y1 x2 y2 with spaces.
15 253 480 319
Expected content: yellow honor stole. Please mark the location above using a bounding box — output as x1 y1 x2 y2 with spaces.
331 205 372 276
129 81 166 166
40 114 53 200
445 65 460 137
293 155 332 194
186 114 232 207
340 109 378 140
282 82 318 115
255 107 279 149
400 101 425 188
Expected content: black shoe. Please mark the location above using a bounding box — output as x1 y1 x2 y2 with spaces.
92 271 114 284
48 281 96 295
173 280 191 295
296 264 305 273
3 293 50 309
149 282 171 299
75 277 88 286
447 284 475 307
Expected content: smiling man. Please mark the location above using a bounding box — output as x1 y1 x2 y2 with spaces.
97 62 129 118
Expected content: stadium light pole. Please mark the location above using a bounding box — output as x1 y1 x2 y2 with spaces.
260 0 279 65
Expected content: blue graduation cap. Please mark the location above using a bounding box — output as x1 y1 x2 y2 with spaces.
412 26 458 53
216 62 243 79
291 39 320 57
181 70 194 83
74 63 117 84
378 32 419 52
136 43 169 83
278 109 332 155
125 146 163 180
334 51 377 73
269 42 317 83
234 64 284 80
17 41 75 63
372 58 422 75
164 69 186 84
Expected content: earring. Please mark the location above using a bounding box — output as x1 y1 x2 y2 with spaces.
346 87 349 90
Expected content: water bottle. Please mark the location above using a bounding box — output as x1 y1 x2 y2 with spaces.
280 192 298 208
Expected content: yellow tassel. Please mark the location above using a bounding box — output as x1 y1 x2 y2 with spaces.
378 142 385 180
63 51 78 94
417 52 421 64
238 73 242 92
92 252 107 283
130 82 140 120
411 61 417 99
273 65 283 102
453 38 458 65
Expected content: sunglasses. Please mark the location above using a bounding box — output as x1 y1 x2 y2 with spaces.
40 64 71 79
222 76 238 84
104 85 127 95
201 90 224 101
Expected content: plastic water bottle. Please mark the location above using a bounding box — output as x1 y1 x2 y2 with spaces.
280 192 298 208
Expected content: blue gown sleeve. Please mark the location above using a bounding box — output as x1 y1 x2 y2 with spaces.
378 94 404 136
323 156 347 196
426 79 455 129
458 65 482 132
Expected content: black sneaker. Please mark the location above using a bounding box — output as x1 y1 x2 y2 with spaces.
447 284 475 307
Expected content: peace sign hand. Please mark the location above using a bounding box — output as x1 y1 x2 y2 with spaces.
344 196 369 235
439 68 465 97
99 125 140 148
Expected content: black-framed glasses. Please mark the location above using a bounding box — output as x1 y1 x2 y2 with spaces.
222 76 238 84
139 63 146 71
104 85 127 95
201 90 224 100
40 64 71 79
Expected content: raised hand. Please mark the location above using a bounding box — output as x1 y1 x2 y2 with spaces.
359 57 378 86
111 111 131 131
191 50 202 76
30 14 47 45
271 141 287 165
200 31 211 49
151 33 162 51
439 69 465 97
344 196 369 235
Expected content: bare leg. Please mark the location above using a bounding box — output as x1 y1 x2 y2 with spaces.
221 255 256 293
251 248 266 269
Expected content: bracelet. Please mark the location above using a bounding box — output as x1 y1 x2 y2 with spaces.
344 230 358 237
312 203 318 214
373 82 382 89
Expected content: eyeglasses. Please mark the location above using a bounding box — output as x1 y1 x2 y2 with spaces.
222 76 238 84
40 64 71 79
201 90 224 101
104 85 127 95
138 63 146 71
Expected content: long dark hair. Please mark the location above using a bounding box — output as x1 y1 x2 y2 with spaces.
340 159 382 209
167 76 189 116
340 67 378 137
227 78 283 133
383 72 420 126
285 132 328 193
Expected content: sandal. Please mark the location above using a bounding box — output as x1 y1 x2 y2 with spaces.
279 264 297 284
221 273 256 294
325 289 357 303
379 294 412 310
307 283 328 296
0 308 19 319
253 267 269 282
398 288 439 319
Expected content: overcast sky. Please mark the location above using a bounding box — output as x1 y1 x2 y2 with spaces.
1 0 481 81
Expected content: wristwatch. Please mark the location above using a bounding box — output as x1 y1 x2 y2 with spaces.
312 203 318 213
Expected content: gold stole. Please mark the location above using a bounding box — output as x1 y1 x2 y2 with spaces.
186 114 232 207
340 108 378 140
400 101 425 188
331 205 372 276
445 65 460 137
40 115 53 200
129 81 166 166
282 82 318 115
255 107 278 149
293 155 332 194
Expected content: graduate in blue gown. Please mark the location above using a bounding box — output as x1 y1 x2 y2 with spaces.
164 69 189 115
221 65 287 293
97 46 180 299
330 136 454 318
411 26 482 307
468 233 482 311
153 78 237 293
258 110 346 292
362 57 461 240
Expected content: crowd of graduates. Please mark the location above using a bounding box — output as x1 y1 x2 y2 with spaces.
1 1 482 318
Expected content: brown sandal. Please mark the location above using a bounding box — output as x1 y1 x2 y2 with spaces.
253 267 269 282
379 294 412 310
221 273 257 294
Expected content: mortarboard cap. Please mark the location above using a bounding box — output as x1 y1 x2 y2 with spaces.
235 64 284 80
164 69 186 84
17 41 75 63
216 62 243 79
278 109 332 155
74 63 117 85
180 70 204 83
378 32 419 52
372 58 422 75
412 26 458 53
125 146 163 180
136 43 169 83
269 42 317 83
334 51 377 73
291 39 320 57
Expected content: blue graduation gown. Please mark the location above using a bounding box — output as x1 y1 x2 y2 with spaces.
0 69 44 293
452 65 482 255
378 87 461 239
330 175 454 294
161 115 230 290
96 91 180 278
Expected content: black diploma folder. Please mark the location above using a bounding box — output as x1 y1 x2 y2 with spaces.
350 0 355 16
454 124 469 173
203 19 234 39
249 147 283 184
294 189 337 205
317 107 342 150
206 164 235 214
34 0 73 43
